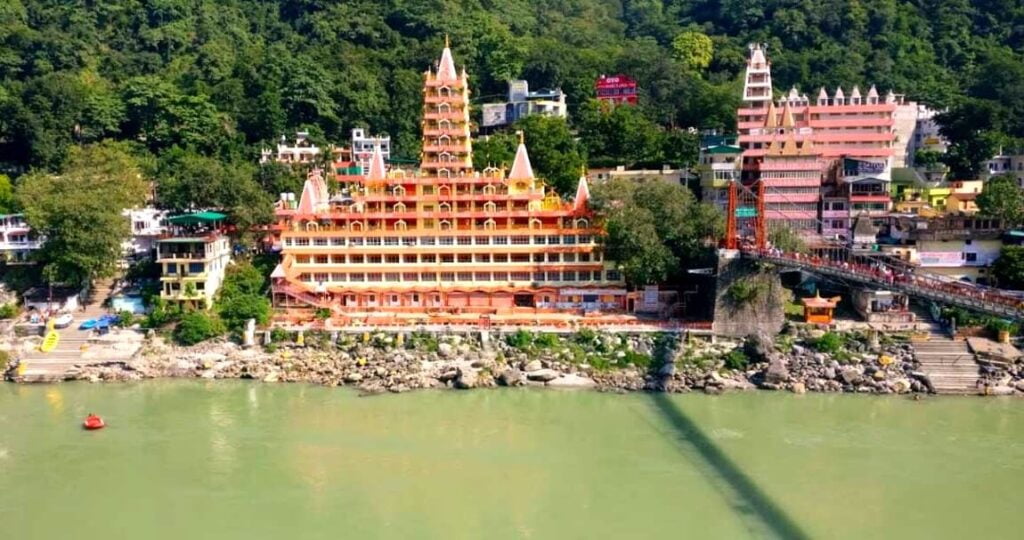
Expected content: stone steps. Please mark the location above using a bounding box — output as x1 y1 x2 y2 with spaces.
913 338 980 394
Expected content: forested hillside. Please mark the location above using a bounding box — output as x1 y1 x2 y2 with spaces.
1 0 1022 179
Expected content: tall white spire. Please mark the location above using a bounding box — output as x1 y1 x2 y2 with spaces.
742 43 773 108
366 144 386 182
436 34 457 82
508 131 534 180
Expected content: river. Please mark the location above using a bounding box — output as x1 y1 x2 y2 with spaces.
1 381 1021 539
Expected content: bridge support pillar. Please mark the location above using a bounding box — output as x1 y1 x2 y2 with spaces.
712 250 785 338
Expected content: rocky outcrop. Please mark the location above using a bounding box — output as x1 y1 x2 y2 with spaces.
712 253 786 338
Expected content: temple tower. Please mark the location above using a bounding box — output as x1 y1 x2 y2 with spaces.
421 36 473 177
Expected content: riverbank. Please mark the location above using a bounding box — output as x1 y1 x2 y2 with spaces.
8 325 1020 396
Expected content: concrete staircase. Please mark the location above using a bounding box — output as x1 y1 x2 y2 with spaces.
17 279 116 382
912 338 980 394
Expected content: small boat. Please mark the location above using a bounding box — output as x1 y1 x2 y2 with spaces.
83 414 105 430
78 318 98 330
39 329 60 352
53 313 74 329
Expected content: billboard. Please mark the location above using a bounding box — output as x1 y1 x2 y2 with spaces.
481 103 508 127
918 252 964 267
843 158 886 176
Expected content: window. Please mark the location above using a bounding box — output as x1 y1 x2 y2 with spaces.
493 254 508 263
563 235 577 245
579 253 591 262
511 254 530 263
385 273 400 281
475 272 492 281
349 237 364 246
457 272 473 281
563 253 576 263
533 236 546 245
577 235 592 244
367 255 382 264
422 254 437 263
350 255 364 264
533 272 545 282
188 263 204 273
606 270 622 281
402 237 416 246
402 254 417 263
367 273 382 282
493 236 508 245
439 236 454 246
366 238 382 246
420 236 436 246
457 236 472 245
440 272 455 281
441 254 455 263
166 264 177 275
315 255 328 264
474 254 490 263
384 237 399 246
330 237 345 246
403 273 419 282
532 253 545 262
458 254 472 263
511 272 530 281
475 236 490 245
511 235 530 245
295 238 310 246
562 271 577 281
331 273 346 282
314 238 328 246
547 235 561 245
965 252 978 262
386 254 400 263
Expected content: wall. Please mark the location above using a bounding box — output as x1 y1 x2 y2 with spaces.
712 251 786 338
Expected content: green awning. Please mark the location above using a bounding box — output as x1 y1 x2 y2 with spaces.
168 211 227 225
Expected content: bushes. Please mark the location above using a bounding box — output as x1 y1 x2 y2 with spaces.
505 329 534 350
533 333 560 348
727 279 767 305
117 310 135 327
0 303 18 319
173 311 225 345
216 262 270 332
314 308 331 320
724 349 749 371
813 332 844 354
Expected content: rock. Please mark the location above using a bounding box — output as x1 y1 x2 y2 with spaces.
437 342 455 358
743 334 775 362
263 372 280 383
891 378 911 394
343 372 363 383
985 385 1016 396
497 368 525 387
765 358 789 384
790 382 806 394
659 363 677 377
547 373 597 388
1015 380 1024 393
840 368 864 386
454 368 477 389
200 369 217 379
872 370 886 381
812 352 827 364
526 368 560 382
823 367 836 380
523 360 543 372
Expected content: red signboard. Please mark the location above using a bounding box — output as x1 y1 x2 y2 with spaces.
595 74 637 105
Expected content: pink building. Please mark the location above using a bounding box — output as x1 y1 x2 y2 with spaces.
737 44 901 241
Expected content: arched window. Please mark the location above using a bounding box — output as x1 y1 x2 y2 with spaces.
439 86 451 97
529 218 542 229
393 185 406 196
438 169 451 179
439 220 452 231
350 221 363 231
482 184 496 195
438 185 452 197
483 219 496 230
439 152 452 163
483 201 497 213
394 202 407 213
438 103 450 113
575 218 589 229
439 119 451 130
439 202 452 213
438 134 451 146
305 221 319 232
395 220 408 231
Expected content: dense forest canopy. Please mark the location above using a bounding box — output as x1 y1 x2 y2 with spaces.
1 0 1023 181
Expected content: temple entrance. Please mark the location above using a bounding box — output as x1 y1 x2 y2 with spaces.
514 294 535 307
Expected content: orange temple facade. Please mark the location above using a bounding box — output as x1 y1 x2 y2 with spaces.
271 42 627 320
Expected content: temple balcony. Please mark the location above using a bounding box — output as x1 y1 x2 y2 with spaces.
422 127 468 137
424 95 466 105
424 111 467 121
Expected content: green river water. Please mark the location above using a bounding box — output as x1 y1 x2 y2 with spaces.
1 381 1022 539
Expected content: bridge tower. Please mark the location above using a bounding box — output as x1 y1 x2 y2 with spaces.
723 180 767 250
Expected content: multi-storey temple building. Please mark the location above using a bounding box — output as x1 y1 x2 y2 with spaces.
733 44 909 241
271 41 626 321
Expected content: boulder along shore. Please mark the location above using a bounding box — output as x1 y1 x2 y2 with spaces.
6 326 986 396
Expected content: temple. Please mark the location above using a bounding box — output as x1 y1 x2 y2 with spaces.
271 40 627 323
736 44 904 242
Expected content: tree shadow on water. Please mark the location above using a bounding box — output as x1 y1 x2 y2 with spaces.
649 393 809 540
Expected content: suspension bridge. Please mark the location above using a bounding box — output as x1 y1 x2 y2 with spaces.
723 180 1024 320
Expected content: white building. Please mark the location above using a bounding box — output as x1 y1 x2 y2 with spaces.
350 128 391 175
122 207 168 261
481 80 568 128
260 132 322 165
158 212 232 309
0 214 41 264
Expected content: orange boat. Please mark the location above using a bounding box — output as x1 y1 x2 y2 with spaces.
83 414 105 430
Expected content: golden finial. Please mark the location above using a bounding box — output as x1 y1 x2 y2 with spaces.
517 130 524 145
445 34 450 48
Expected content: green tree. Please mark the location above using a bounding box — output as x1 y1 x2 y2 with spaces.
977 174 1024 226
672 31 714 73
992 246 1024 289
16 142 148 285
0 174 16 214
174 311 225 345
515 116 586 196
769 225 809 253
216 262 270 332
473 133 517 170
